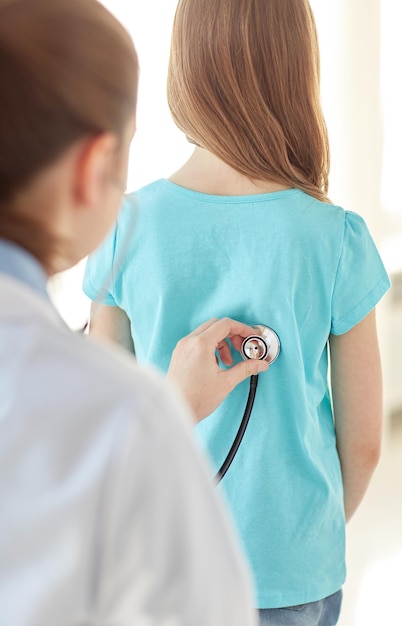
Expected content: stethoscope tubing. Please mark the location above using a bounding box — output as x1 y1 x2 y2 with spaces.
215 324 280 482
215 374 259 482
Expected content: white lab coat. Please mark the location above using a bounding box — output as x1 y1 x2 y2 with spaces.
0 273 257 626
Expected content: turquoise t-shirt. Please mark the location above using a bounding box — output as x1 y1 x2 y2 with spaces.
84 179 391 608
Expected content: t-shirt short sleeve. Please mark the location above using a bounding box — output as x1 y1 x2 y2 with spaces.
331 211 391 335
83 223 118 306
83 194 140 307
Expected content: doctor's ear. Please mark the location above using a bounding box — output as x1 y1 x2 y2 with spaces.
73 132 121 209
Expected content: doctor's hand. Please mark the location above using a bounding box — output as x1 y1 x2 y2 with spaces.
166 317 269 423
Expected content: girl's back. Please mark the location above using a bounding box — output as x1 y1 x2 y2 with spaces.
84 175 389 606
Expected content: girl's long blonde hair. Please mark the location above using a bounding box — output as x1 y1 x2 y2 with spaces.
167 0 330 202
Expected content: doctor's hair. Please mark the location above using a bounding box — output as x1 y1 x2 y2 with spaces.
167 0 330 203
0 0 138 257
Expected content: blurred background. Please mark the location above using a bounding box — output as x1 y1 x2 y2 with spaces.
49 2 402 624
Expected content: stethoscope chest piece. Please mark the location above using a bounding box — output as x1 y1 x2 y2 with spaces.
241 324 280 365
217 323 280 482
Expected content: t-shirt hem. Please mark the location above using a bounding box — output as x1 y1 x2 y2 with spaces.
331 274 391 335
256 577 345 609
82 279 117 307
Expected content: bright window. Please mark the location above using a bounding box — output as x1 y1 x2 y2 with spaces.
380 0 402 213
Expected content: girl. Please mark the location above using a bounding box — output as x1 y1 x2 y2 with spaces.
84 1 391 624
0 1 261 624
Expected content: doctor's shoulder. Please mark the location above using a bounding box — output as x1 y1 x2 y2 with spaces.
6 316 256 624
58 331 258 626
66 328 196 432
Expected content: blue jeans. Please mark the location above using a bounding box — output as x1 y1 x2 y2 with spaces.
259 589 342 626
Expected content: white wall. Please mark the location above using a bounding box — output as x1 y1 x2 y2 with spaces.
99 0 193 191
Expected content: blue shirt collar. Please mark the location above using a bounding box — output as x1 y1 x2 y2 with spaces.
0 238 49 298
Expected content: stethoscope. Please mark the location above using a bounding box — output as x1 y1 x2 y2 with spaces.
83 314 280 482
216 324 280 482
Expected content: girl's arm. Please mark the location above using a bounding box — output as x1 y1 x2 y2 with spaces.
88 303 135 353
329 308 383 522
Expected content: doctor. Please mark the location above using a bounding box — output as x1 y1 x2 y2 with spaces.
0 1 266 625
